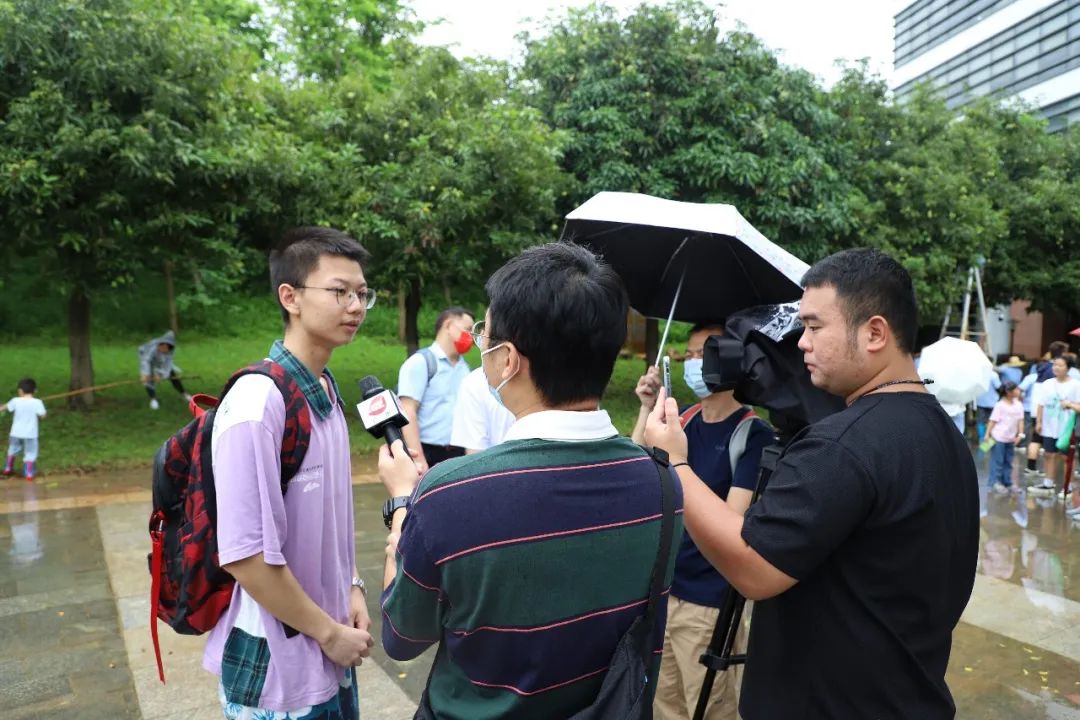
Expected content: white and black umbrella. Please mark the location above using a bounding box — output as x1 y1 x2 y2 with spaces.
561 191 809 360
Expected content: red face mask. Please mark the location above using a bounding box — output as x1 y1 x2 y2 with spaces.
453 330 473 354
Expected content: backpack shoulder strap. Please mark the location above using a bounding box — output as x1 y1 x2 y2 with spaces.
679 403 702 429
221 361 312 492
728 409 765 477
418 347 437 382
640 447 676 657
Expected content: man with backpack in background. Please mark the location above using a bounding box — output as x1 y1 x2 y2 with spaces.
631 323 773 720
396 306 474 473
201 227 374 719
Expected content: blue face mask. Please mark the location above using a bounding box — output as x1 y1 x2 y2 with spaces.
482 343 515 407
683 358 711 399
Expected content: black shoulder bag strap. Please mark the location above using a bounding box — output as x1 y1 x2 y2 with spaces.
639 449 677 657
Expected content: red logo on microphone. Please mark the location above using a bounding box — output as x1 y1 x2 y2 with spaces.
370 395 387 415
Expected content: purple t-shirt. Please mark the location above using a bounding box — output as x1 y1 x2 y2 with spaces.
202 374 356 711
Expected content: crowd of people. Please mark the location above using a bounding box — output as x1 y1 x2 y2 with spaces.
177 228 984 720
965 342 1080 518
3 225 1077 720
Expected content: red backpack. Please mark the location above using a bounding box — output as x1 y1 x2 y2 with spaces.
147 360 311 683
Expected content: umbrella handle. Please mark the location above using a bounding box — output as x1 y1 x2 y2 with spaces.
655 271 686 366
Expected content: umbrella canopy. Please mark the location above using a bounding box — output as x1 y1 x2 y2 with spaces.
1070 327 1080 337
561 192 809 324
918 337 994 405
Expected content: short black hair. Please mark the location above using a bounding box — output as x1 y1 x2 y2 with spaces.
1049 341 1068 358
435 306 474 336
689 322 726 336
269 227 371 325
998 380 1018 398
801 248 918 354
17 378 36 394
1058 353 1076 369
486 242 628 406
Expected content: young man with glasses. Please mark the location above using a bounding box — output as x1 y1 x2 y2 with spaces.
377 242 684 719
202 227 374 720
396 307 475 472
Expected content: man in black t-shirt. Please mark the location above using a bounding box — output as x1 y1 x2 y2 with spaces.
646 248 979 719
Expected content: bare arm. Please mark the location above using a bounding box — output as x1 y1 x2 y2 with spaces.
676 466 796 600
646 390 796 601
383 508 408 590
726 487 753 516
630 366 661 445
223 554 373 666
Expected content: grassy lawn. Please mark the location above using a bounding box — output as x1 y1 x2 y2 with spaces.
1 333 693 474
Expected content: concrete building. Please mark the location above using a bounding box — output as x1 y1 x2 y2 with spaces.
893 0 1080 131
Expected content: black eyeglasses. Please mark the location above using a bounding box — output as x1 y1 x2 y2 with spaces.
294 286 377 309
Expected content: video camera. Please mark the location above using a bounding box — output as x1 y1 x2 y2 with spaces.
701 302 844 443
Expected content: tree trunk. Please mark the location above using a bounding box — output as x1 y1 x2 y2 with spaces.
68 288 95 410
164 260 179 337
397 289 406 344
404 278 422 356
644 317 659 371
442 277 452 305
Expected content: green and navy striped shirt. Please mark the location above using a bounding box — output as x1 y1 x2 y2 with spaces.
381 410 683 720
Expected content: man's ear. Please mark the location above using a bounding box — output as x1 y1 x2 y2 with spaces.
278 284 300 320
865 315 890 353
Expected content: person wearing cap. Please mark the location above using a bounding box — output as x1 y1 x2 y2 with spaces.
137 330 192 410
998 355 1026 385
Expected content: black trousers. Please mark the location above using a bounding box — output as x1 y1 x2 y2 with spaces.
422 442 465 468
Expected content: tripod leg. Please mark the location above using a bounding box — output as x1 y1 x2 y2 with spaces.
692 590 745 720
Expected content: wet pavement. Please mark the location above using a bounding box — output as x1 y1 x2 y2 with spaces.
0 449 1078 718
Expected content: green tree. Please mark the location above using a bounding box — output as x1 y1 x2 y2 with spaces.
960 102 1080 317
826 75 1008 322
520 1 858 258
0 0 287 406
520 1 859 361
267 0 410 82
299 47 569 353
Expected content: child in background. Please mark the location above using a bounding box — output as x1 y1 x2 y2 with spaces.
1 378 47 481
985 380 1024 495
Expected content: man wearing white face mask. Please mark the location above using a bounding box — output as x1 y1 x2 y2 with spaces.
632 322 773 720
377 243 685 719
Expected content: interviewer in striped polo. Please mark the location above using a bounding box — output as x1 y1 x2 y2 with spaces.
378 242 684 719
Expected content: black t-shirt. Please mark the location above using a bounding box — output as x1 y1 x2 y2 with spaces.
739 392 979 719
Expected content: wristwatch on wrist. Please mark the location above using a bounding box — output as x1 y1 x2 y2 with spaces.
351 576 366 595
382 495 411 529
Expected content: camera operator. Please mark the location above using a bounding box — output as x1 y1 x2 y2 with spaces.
645 248 979 719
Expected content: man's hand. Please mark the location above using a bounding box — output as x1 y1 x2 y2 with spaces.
319 623 374 667
349 586 371 633
635 366 662 411
644 387 689 462
379 439 422 498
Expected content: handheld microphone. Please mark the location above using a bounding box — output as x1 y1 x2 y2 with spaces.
356 375 411 457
